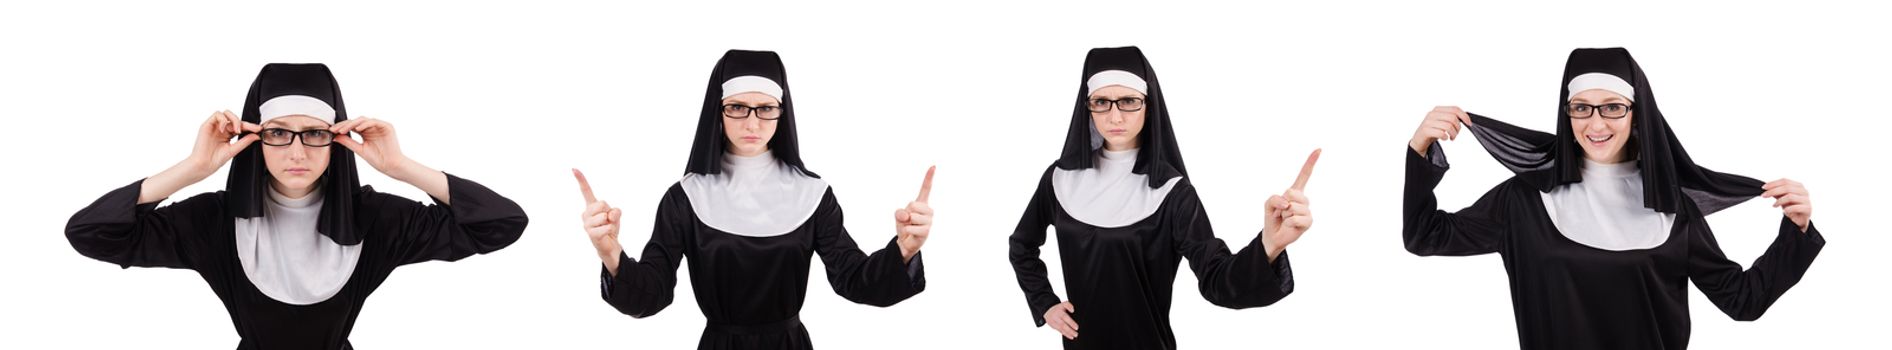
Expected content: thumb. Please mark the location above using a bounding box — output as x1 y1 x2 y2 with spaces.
894 208 911 224
607 208 623 224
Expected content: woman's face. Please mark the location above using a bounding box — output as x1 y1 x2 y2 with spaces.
722 92 780 157
1089 85 1146 151
1568 89 1635 164
261 115 332 197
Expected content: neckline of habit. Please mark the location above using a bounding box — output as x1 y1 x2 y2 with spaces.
723 150 777 176
1098 147 1139 171
266 184 323 209
1581 158 1638 179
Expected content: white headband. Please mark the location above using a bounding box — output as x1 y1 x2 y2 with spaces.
1086 70 1148 96
720 75 785 101
257 95 337 124
1566 72 1635 102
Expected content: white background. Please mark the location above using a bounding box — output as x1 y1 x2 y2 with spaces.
3 1 1887 348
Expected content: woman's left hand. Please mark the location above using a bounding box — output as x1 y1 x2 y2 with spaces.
332 117 450 202
894 166 936 263
331 117 412 177
1262 149 1320 263
1763 178 1813 232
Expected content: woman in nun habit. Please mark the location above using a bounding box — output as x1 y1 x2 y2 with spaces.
1008 46 1317 350
572 49 934 350
64 63 530 350
1403 48 1825 349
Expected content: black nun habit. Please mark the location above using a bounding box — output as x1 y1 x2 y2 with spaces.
597 49 925 350
1009 46 1295 350
1403 48 1826 349
65 63 529 350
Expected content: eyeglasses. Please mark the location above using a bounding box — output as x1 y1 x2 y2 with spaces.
722 104 783 120
1088 97 1145 113
1567 103 1632 119
255 128 337 147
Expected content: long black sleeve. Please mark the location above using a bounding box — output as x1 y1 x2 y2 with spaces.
1403 144 1510 256
1008 166 1062 327
1169 183 1294 309
1688 216 1826 321
357 173 528 266
813 189 925 307
65 179 220 270
602 185 692 318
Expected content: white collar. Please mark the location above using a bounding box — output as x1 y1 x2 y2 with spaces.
1052 148 1183 228
235 185 362 305
1541 159 1676 251
680 151 830 237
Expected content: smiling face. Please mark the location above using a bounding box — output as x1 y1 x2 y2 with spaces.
1089 85 1146 151
721 92 780 157
1568 89 1635 164
261 115 333 198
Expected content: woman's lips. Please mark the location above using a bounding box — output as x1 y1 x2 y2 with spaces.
741 136 762 142
285 167 311 175
1106 129 1127 135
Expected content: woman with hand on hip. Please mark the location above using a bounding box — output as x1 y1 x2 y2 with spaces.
1009 46 1315 349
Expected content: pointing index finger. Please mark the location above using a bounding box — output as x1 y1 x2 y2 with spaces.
1290 149 1321 191
916 166 936 203
574 168 598 204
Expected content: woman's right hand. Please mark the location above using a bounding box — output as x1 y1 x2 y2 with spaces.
139 111 261 203
186 110 261 178
573 169 625 275
1044 301 1079 340
1409 106 1470 157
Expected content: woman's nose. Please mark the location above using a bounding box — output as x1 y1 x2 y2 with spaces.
285 143 309 160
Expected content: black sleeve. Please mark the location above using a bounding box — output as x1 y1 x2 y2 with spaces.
1403 144 1510 256
1008 166 1062 327
1170 183 1295 309
65 179 221 270
357 173 529 266
813 188 925 307
1688 216 1826 321
601 184 691 318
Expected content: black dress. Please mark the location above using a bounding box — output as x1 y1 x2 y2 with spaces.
599 183 925 350
1403 147 1825 349
65 173 529 350
1009 165 1294 350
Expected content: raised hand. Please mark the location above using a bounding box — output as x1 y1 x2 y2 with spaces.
1762 178 1814 232
189 110 262 177
1044 301 1079 340
893 166 936 263
141 111 261 203
1410 106 1471 156
575 169 626 275
1263 149 1321 262
332 117 449 202
330 117 409 177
